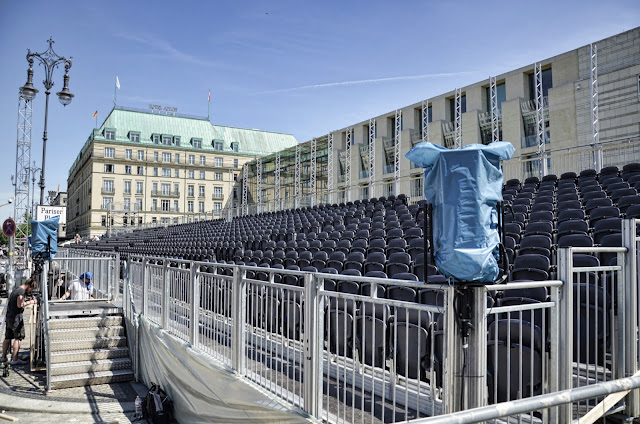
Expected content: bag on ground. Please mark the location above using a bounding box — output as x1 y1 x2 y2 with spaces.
142 382 173 424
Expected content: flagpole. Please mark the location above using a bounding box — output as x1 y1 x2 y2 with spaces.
208 88 210 121
95 113 97 129
114 80 117 106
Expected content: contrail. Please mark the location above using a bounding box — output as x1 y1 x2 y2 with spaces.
259 71 477 94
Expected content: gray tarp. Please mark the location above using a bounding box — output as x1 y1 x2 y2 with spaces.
138 315 309 423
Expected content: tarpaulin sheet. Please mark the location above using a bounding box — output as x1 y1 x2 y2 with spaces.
29 216 59 260
138 315 309 423
406 142 515 283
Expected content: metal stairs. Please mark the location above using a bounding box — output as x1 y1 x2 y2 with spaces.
48 313 134 389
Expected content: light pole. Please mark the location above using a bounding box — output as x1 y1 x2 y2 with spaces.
0 199 13 209
19 37 73 206
28 162 42 218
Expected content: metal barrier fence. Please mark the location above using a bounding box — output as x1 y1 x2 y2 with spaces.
55 249 120 301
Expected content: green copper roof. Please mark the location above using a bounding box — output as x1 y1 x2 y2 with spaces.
69 106 298 176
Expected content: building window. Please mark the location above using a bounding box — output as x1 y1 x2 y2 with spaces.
200 155 206 166
136 182 143 194
188 201 194 212
104 147 115 158
125 149 132 160
198 201 205 213
153 168 158 176
233 188 237 199
105 130 115 140
104 164 114 173
233 173 238 182
214 172 223 181
103 180 114 194
174 183 179 195
188 170 194 179
174 136 181 146
153 135 160 144
162 168 171 177
192 139 202 148
199 186 205 198
152 182 158 194
124 181 131 194
162 152 171 162
102 197 113 209
101 215 106 227
485 82 507 112
527 68 553 101
152 199 157 211
214 141 223 150
449 95 467 122
124 198 131 211
233 159 239 169
130 133 140 143
637 75 640 102
188 185 194 197
215 157 223 167
161 183 171 195
231 142 239 152
162 136 171 145
135 198 142 211
154 152 159 162
174 169 179 178
125 165 132 174
173 200 179 212
213 186 223 199
214 202 222 211
137 166 144 175
138 150 145 161
175 154 180 164
189 155 195 165
161 199 170 211
199 171 205 180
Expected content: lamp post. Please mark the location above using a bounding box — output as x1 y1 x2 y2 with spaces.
19 37 73 206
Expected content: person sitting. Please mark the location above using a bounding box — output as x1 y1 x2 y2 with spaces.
60 271 94 300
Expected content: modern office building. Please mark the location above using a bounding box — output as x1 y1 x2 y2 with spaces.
66 106 298 237
243 27 640 212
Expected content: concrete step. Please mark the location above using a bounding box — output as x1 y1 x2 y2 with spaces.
49 315 123 330
50 347 130 364
50 369 135 390
50 336 127 352
51 357 132 376
50 326 125 340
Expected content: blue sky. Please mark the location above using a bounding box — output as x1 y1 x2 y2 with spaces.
0 0 638 215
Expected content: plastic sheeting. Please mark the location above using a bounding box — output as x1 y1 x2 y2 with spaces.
406 142 515 283
138 315 309 423
29 216 59 260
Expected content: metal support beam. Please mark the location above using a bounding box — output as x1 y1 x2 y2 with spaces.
310 138 317 207
454 88 462 149
327 133 334 205
294 143 301 209
394 110 402 194
256 157 262 213
535 62 547 177
345 129 352 203
368 119 376 198
241 162 248 216
14 95 33 269
490 76 499 143
274 152 281 211
422 100 429 142
590 43 602 172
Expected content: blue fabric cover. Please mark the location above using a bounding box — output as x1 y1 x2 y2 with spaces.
406 142 515 283
29 216 59 260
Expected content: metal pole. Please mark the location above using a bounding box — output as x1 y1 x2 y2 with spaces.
39 91 50 205
622 219 639 417
467 286 487 409
303 272 323 418
557 247 574 422
231 265 246 375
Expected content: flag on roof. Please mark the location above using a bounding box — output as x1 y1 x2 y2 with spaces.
116 75 120 90
92 110 98 119
208 90 211 101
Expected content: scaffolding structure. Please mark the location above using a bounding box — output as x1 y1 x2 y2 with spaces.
13 95 33 267
422 100 429 142
490 76 499 143
327 133 333 205
345 129 352 203
256 157 263 211
394 109 402 193
454 88 462 149
275 152 281 210
310 138 317 207
368 119 376 198
242 162 248 216
294 143 301 209
535 62 547 177
591 43 602 172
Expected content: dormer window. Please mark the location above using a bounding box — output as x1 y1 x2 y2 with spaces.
129 132 140 142
152 134 160 144
231 142 239 152
174 136 181 146
213 141 223 151
191 138 202 148
162 135 172 145
105 129 115 140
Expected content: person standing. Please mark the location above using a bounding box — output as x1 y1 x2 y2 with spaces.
1 278 37 365
60 271 94 300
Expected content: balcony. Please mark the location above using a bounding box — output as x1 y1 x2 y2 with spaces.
151 190 180 198
212 193 225 200
101 188 114 195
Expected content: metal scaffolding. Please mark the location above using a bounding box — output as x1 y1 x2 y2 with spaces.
454 88 462 149
227 168 233 220
345 129 352 203
310 138 317 206
14 95 33 267
490 76 499 143
274 152 281 210
294 143 301 209
590 43 602 172
242 162 248 215
368 119 376 198
422 100 429 142
256 157 263 211
327 133 333 205
535 62 547 177
394 110 402 194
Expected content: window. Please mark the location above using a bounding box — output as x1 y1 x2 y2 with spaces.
174 183 179 195
136 182 143 194
105 130 115 140
198 186 205 197
192 138 202 148
213 186 223 199
154 152 159 162
104 164 114 173
135 198 142 211
161 184 171 195
104 147 115 158
174 169 179 178
215 157 223 167
153 168 158 176
101 215 106 227
214 172 223 181
162 136 171 145
485 82 507 112
175 154 180 164
200 155 206 166
188 170 194 179
231 142 239 152
152 182 158 194
199 171 205 180
233 188 238 199
214 141 223 150
102 197 113 209
103 180 114 194
162 168 171 177
214 202 222 211
153 135 160 144
637 75 640 102
123 198 131 211
527 68 553 101
188 185 194 197
138 150 145 160
152 199 157 211
188 201 194 212
173 200 179 212
233 174 238 182
130 133 140 143
449 95 467 122
124 181 131 194
199 201 205 213
137 166 144 175
188 155 195 165
174 136 181 146
161 200 170 211
162 152 171 162
233 159 239 169
125 165 132 174
125 149 132 160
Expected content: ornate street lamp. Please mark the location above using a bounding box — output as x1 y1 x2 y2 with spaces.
19 37 73 205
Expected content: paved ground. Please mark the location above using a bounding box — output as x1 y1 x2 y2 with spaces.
0 298 148 423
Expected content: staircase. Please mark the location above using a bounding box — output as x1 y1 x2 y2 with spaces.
48 312 135 389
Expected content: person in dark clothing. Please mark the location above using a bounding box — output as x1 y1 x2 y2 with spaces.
1 278 37 365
